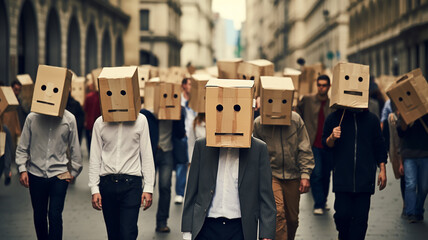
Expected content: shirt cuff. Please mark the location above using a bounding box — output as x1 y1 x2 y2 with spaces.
183 232 192 240
18 165 27 173
301 173 310 179
143 184 153 194
91 186 100 195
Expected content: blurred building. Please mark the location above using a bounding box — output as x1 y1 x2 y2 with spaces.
348 0 428 77
0 0 129 83
180 0 214 68
213 14 239 60
244 0 349 71
121 0 182 68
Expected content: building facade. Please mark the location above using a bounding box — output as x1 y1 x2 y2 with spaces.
0 0 129 84
121 0 182 68
180 0 214 68
348 0 428 77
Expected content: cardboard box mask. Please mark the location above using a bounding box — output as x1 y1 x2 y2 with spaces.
260 77 295 125
91 68 103 91
283 68 301 107
71 76 86 106
144 80 181 120
16 74 34 108
386 69 428 124
98 66 140 122
217 58 242 79
31 65 72 117
205 79 254 148
189 74 210 113
330 62 370 109
237 59 274 97
0 86 19 115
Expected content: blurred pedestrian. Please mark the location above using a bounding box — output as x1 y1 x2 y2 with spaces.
83 83 101 154
0 124 13 185
187 113 206 161
297 74 333 215
253 111 314 240
66 93 84 143
396 114 428 223
323 108 387 240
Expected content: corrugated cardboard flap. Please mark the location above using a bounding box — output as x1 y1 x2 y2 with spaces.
247 59 274 67
191 74 212 82
99 66 137 79
261 76 295 90
16 74 33 85
206 79 254 88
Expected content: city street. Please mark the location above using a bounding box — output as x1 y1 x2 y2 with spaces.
0 140 427 240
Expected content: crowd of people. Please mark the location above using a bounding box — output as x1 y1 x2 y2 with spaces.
0 62 426 240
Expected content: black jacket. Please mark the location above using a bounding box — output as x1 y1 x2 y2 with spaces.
322 109 387 194
396 114 428 159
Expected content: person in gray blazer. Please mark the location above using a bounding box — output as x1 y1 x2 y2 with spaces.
181 137 276 240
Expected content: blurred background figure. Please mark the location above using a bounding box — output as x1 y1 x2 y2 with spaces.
83 83 100 155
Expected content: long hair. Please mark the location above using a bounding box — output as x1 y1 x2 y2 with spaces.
193 112 206 129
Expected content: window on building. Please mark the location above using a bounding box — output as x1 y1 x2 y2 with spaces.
407 47 412 72
376 52 381 77
140 10 149 31
407 0 413 11
415 44 420 68
384 50 389 75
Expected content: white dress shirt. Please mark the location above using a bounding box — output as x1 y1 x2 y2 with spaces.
16 111 82 178
187 121 206 162
183 147 241 239
88 113 155 195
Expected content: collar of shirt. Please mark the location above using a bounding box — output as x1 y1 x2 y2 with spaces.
208 147 241 219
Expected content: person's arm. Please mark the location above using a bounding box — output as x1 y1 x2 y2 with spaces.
139 116 155 210
181 139 201 233
258 143 276 240
3 126 13 178
15 116 31 173
378 162 387 190
88 120 103 210
68 115 83 178
372 116 388 190
295 117 314 193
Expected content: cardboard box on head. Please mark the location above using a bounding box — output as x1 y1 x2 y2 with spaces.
16 74 34 109
138 66 151 97
165 67 187 84
330 62 370 109
205 79 255 148
386 69 428 125
31 65 72 117
260 77 295 125
217 58 243 79
71 76 86 106
144 79 181 120
0 86 19 116
283 68 301 107
98 66 140 122
91 68 103 91
189 74 211 113
205 66 219 78
237 59 274 97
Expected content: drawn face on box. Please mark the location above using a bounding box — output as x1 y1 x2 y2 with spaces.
206 86 253 147
238 64 260 81
159 83 181 111
32 66 70 116
333 64 369 108
392 81 421 114
261 90 293 125
99 78 135 118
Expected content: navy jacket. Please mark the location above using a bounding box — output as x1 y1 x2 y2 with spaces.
172 107 188 164
322 109 387 194
140 109 159 158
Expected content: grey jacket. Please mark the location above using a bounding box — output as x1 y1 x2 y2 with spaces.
181 137 276 240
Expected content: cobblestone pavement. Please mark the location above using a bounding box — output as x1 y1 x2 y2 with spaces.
1 141 427 239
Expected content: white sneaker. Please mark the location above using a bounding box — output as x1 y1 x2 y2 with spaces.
174 195 184 204
313 208 324 215
324 204 331 211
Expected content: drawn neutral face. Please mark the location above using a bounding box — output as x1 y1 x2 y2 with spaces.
262 90 293 125
159 83 181 110
100 78 132 113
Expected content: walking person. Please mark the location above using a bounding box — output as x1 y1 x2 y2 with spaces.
297 74 333 215
16 65 83 240
88 66 155 239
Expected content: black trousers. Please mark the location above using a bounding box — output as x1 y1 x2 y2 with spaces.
99 174 142 240
334 192 371 240
28 173 69 240
195 217 244 240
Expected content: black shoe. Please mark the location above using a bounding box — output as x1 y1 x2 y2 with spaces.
408 215 423 223
155 226 170 233
4 176 11 186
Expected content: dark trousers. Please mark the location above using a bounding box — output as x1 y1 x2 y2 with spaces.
99 174 142 240
155 149 174 227
85 129 92 155
311 147 332 209
28 173 69 240
334 192 371 240
196 217 244 240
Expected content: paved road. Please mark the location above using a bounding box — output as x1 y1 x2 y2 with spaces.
1 141 427 239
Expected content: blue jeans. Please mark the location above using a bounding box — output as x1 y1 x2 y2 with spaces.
310 147 332 209
28 173 69 240
99 174 142 240
155 149 174 227
404 157 428 217
175 163 188 197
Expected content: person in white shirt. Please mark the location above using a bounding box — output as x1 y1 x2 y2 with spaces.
187 113 206 162
88 67 155 240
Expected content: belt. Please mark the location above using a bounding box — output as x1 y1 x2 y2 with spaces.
100 174 141 183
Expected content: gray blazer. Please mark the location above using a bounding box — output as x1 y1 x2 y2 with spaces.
181 137 276 240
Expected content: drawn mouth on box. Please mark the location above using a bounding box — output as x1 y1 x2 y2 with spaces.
266 115 286 119
36 100 55 106
344 91 363 96
108 109 128 112
165 105 175 108
215 133 244 136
